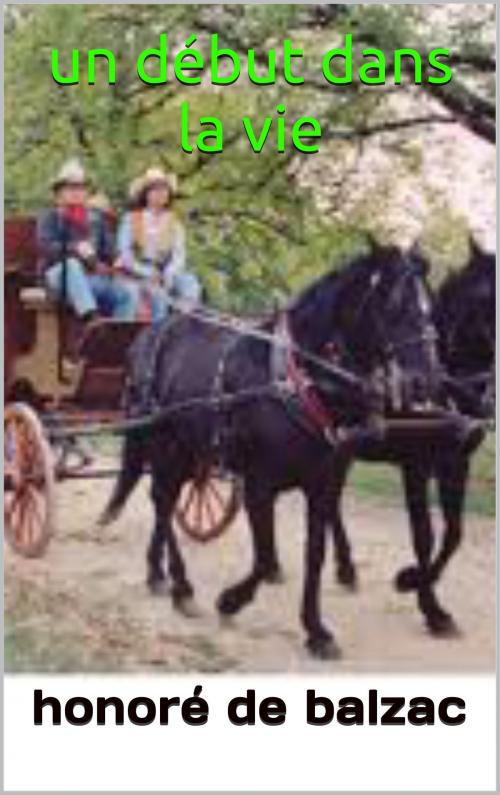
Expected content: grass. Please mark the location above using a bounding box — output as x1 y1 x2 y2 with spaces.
349 432 495 517
4 578 117 673
4 622 90 673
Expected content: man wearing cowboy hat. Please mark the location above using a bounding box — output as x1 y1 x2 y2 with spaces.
37 158 136 320
116 166 201 322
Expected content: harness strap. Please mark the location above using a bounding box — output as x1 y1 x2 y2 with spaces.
279 314 338 445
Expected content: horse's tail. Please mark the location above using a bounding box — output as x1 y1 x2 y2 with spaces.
99 431 146 526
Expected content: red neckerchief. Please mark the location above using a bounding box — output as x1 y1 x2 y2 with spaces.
60 204 89 235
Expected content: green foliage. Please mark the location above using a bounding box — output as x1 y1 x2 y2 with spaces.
4 5 355 309
4 4 495 309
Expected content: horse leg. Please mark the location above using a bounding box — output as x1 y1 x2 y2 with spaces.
396 463 457 636
302 487 341 659
395 462 431 593
148 465 196 614
216 486 275 616
146 482 168 594
330 460 357 590
429 454 469 586
245 483 283 584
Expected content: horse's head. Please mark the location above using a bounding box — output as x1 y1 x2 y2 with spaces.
435 239 495 417
465 239 495 363
437 239 495 369
290 246 442 414
333 246 441 412
316 246 441 411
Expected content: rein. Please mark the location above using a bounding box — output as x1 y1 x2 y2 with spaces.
162 296 366 392
154 270 439 447
116 296 377 449
164 263 437 391
44 300 490 446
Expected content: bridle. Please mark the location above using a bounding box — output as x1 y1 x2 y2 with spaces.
280 260 440 439
319 261 439 404
380 264 437 360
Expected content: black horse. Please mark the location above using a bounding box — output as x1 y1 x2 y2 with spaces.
101 246 452 659
327 239 495 636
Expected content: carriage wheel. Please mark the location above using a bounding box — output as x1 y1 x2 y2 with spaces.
174 471 242 543
4 403 54 558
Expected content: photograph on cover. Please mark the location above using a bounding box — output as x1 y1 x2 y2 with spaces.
4 3 495 673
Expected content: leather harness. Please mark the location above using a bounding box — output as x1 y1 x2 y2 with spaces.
272 313 339 445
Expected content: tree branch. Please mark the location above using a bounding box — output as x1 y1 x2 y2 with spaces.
301 5 496 144
321 113 457 140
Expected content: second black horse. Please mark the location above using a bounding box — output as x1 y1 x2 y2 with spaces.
326 239 495 637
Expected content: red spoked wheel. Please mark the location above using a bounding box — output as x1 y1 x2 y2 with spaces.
4 403 55 558
174 469 242 543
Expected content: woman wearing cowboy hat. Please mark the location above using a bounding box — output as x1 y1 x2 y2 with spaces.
116 167 201 322
37 158 136 320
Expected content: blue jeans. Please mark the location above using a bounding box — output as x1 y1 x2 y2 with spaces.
126 271 202 323
45 258 137 319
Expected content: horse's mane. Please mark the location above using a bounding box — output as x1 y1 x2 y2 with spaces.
288 245 403 351
291 245 402 312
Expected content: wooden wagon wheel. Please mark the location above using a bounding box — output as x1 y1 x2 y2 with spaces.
4 403 54 558
174 470 242 543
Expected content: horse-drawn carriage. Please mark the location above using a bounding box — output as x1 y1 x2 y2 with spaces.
5 214 494 657
4 215 241 559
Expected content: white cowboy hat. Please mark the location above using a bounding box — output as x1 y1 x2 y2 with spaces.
52 158 88 190
129 167 178 202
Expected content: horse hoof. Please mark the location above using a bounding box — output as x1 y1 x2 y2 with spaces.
264 567 286 585
217 589 241 616
174 596 202 619
307 634 342 661
395 566 420 592
219 613 235 629
148 578 169 596
337 566 358 591
427 613 460 638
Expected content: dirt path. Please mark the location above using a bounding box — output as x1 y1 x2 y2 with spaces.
4 475 495 672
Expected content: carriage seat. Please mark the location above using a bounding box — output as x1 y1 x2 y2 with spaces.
78 318 147 364
19 285 51 309
73 318 148 407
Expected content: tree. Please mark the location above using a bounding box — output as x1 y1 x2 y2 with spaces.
5 4 495 309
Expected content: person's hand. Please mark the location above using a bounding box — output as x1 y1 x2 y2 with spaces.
111 256 125 274
113 256 140 279
151 271 163 287
94 261 110 276
75 240 95 261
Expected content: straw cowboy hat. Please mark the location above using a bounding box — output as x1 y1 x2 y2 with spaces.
52 158 88 190
129 167 178 203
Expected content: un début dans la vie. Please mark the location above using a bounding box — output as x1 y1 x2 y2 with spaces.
51 33 454 155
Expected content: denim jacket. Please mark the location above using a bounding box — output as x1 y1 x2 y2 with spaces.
37 206 114 272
